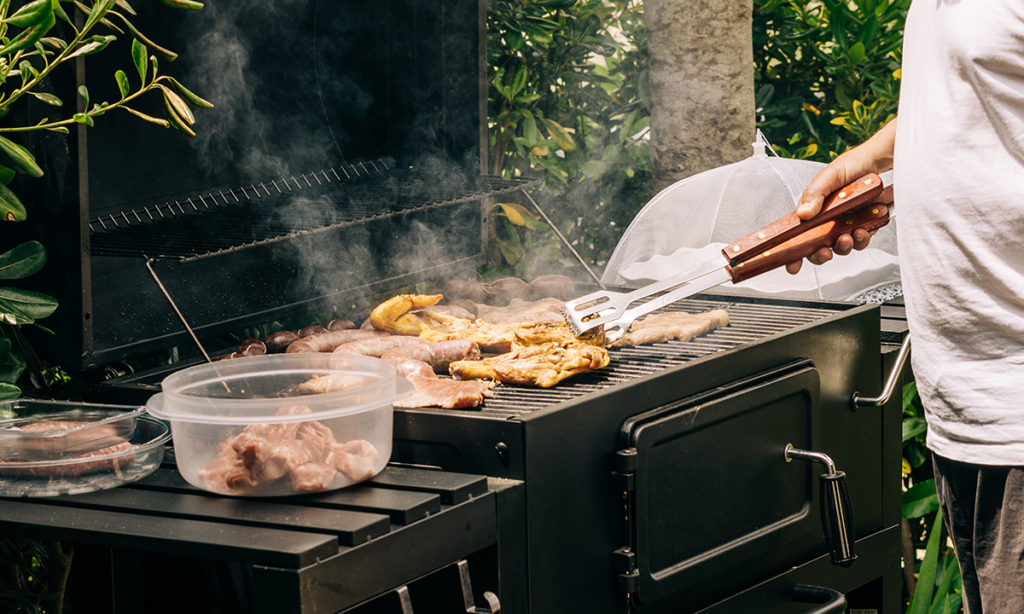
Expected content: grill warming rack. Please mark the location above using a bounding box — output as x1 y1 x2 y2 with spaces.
89 158 542 263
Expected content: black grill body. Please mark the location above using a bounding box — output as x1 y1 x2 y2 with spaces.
0 1 904 612
389 294 902 613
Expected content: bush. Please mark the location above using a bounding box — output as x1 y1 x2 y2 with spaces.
753 0 908 160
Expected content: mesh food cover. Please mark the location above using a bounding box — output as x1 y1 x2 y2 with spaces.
602 133 901 303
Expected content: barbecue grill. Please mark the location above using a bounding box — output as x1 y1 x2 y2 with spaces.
0 1 904 612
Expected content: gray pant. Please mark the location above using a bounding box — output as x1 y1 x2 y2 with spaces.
932 454 1024 614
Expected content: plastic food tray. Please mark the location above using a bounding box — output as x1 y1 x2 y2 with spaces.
0 400 144 460
0 401 170 498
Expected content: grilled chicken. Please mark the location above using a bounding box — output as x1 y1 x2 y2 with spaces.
449 341 609 388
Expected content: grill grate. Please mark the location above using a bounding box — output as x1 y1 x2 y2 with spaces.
89 160 540 262
424 297 844 419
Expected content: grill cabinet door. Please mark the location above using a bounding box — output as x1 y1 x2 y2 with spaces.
616 363 829 608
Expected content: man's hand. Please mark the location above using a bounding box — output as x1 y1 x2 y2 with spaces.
786 120 897 275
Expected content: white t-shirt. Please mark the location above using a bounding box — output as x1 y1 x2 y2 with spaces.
895 0 1024 464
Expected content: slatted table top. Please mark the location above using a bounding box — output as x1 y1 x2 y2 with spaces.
0 463 501 613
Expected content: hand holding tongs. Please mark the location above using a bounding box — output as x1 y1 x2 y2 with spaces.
562 173 891 342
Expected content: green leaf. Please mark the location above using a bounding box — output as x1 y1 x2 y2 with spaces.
0 240 46 280
157 83 193 125
902 416 927 442
0 181 27 221
521 109 539 145
0 383 21 400
78 84 90 107
510 64 527 99
3 0 51 28
29 91 62 106
115 69 129 98
65 34 116 60
908 511 945 614
848 41 866 64
0 167 14 185
131 38 148 84
0 287 58 324
930 556 961 614
166 77 213 108
902 479 939 518
160 0 204 9
83 0 117 32
0 338 26 385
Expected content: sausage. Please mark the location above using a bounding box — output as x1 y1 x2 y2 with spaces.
286 329 388 353
442 279 489 303
332 335 428 357
327 318 356 331
265 330 300 353
298 324 327 337
237 338 267 356
485 277 530 305
380 339 481 372
528 274 576 300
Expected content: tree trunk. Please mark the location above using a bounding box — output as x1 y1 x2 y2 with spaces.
644 0 755 191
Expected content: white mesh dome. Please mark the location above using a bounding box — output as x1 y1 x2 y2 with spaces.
602 133 901 303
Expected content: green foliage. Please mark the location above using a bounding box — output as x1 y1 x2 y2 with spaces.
901 382 964 613
0 0 210 400
753 0 908 160
487 0 650 276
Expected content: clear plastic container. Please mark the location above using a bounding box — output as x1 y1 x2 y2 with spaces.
0 412 170 498
146 353 413 497
0 400 144 460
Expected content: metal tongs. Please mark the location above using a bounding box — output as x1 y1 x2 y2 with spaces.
562 172 892 342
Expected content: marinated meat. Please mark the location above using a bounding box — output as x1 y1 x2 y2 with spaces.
394 376 494 409
286 329 388 353
298 373 374 394
196 405 381 494
289 462 338 492
609 309 730 347
450 341 609 388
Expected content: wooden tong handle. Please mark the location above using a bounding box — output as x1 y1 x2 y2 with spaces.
722 173 885 265
728 204 890 283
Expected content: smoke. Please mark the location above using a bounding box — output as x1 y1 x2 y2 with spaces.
172 0 488 313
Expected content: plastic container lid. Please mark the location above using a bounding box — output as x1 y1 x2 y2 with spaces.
147 353 413 425
0 400 144 460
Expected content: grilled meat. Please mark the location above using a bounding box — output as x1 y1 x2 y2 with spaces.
450 341 609 388
609 309 730 347
286 329 388 353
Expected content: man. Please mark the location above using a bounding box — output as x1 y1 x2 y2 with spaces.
788 2 1024 612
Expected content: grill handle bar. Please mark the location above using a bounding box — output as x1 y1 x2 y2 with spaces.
852 333 911 409
785 445 857 567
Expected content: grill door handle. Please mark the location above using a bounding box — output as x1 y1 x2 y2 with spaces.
785 445 857 567
791 584 848 614
852 333 911 408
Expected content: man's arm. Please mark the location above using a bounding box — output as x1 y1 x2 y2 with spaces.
786 118 898 274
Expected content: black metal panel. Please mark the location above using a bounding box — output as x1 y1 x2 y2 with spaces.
622 365 822 605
